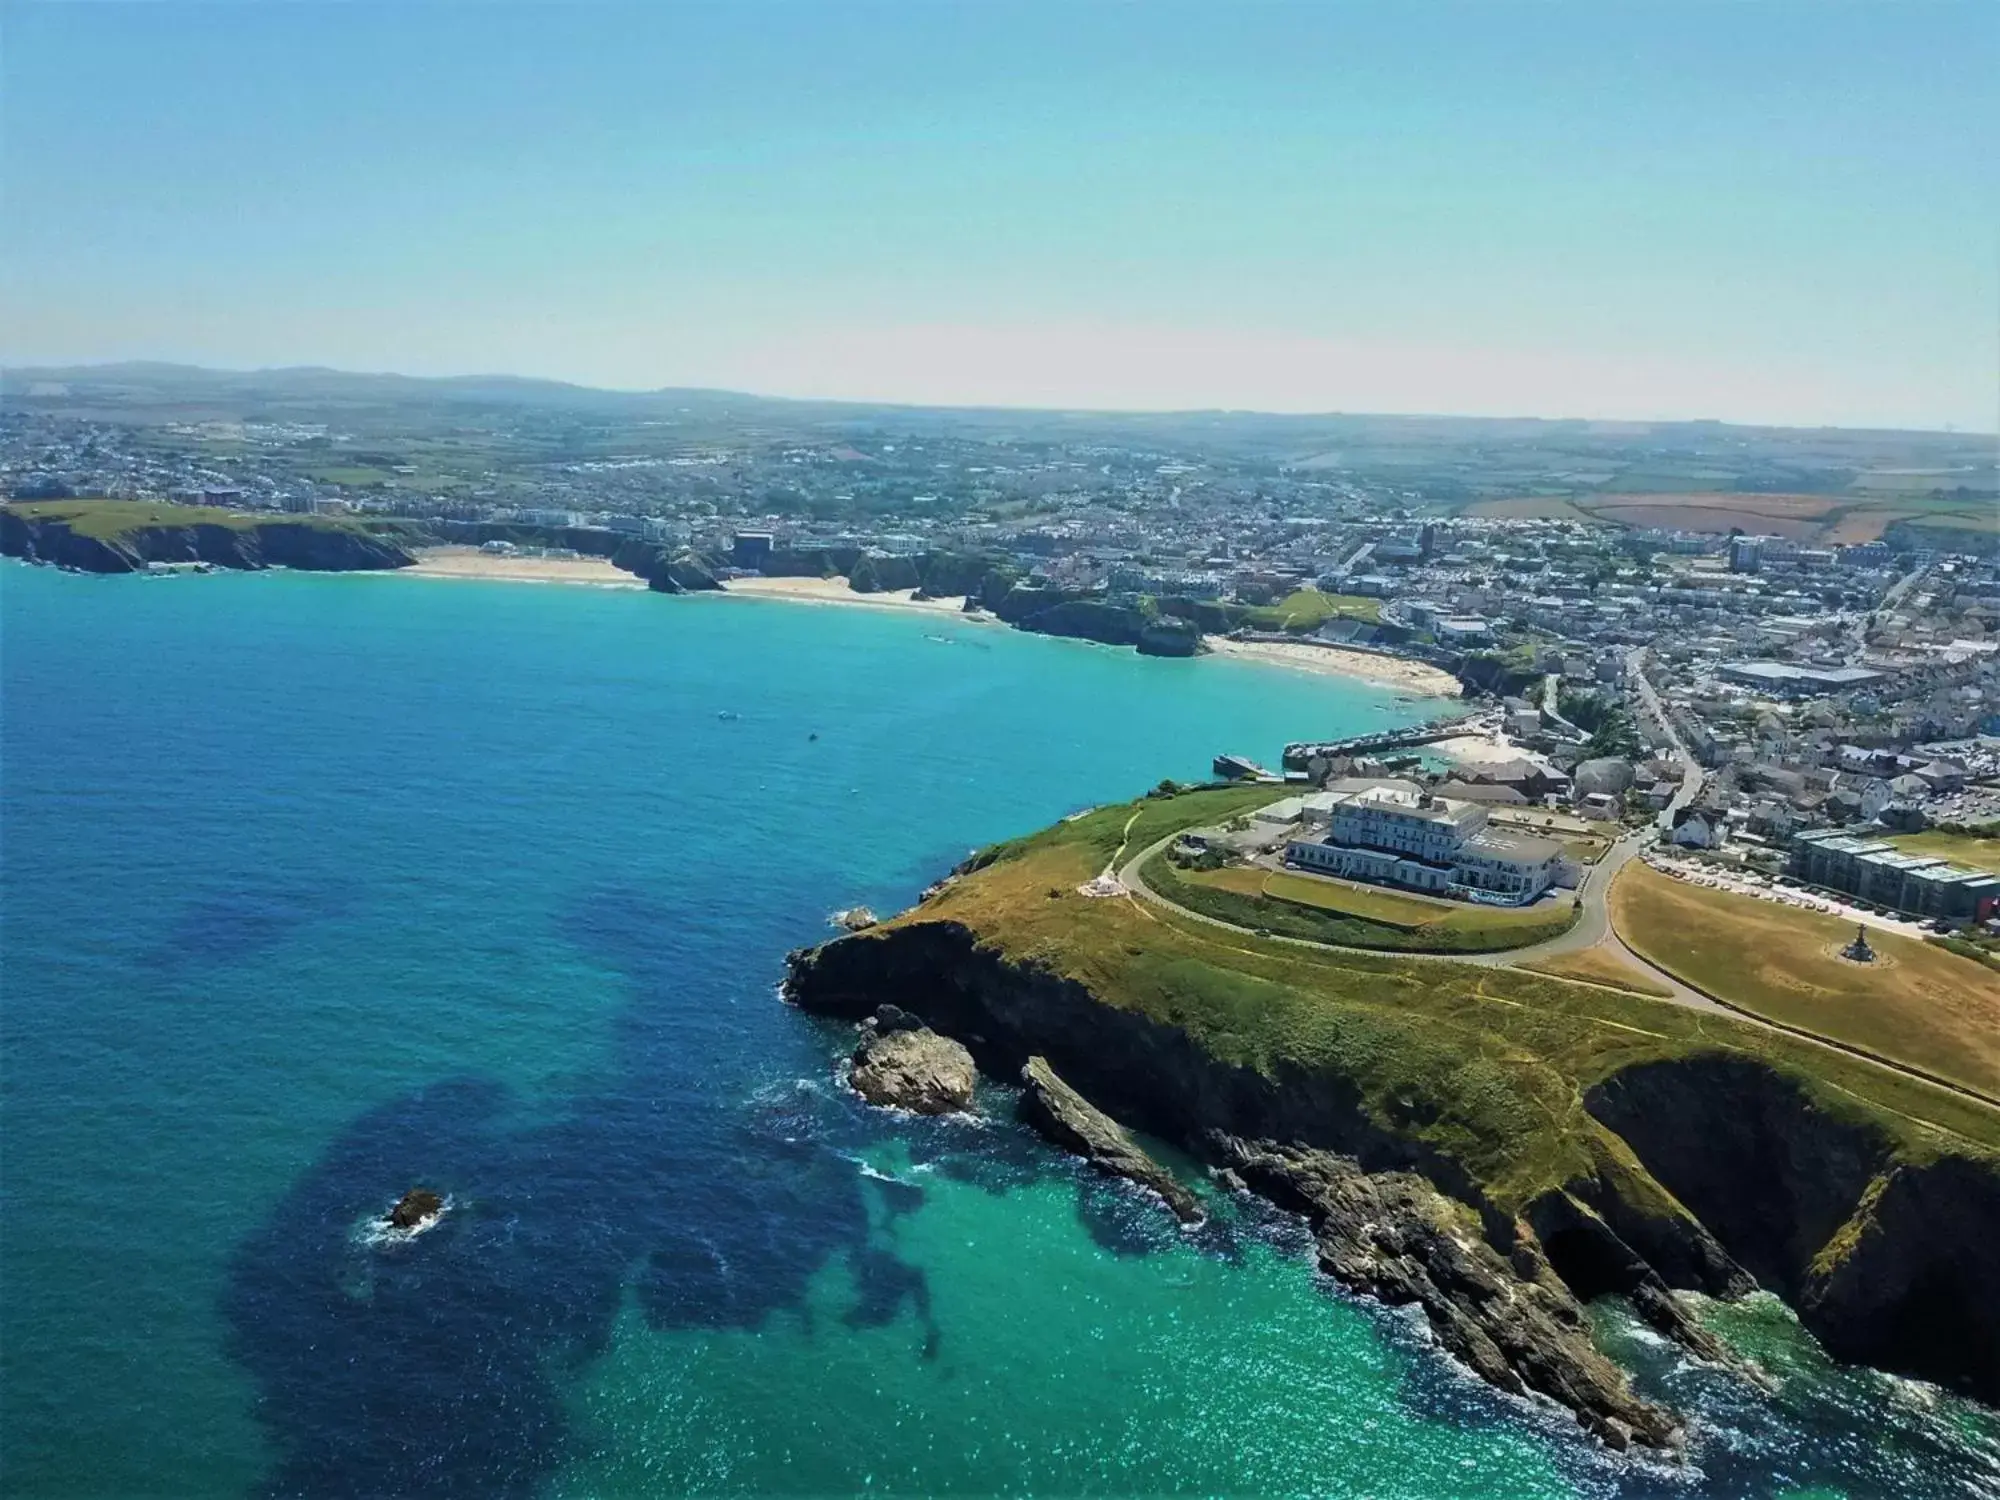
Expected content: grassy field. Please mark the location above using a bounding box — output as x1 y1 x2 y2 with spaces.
1886 830 2000 875
1610 863 2000 1100
7 499 368 540
1464 496 1594 523
1156 856 1579 953
899 785 2000 1210
1522 947 1674 998
1239 587 1381 632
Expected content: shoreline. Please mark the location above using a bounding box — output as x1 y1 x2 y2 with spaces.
400 546 645 588
392 554 1461 696
715 573 979 618
1201 637 1461 698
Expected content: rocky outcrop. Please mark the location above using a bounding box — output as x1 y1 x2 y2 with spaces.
386 1188 444 1231
786 920 2000 1425
608 538 723 593
1219 1137 1677 1450
1 509 414 573
1019 1056 1201 1222
847 1006 976 1115
1136 616 1201 657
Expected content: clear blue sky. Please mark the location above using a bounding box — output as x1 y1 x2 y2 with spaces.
4 2 1994 428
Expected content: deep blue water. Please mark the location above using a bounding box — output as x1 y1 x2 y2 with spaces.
3 564 1996 1499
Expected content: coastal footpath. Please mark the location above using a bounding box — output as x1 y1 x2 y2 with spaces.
785 784 2000 1446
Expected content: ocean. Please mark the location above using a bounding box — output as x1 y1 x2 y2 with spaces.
2 563 1996 1500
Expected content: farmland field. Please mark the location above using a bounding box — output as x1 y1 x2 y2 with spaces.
1578 492 1840 539
1463 496 1594 522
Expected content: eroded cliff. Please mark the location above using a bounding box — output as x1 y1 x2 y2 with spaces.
785 918 2000 1422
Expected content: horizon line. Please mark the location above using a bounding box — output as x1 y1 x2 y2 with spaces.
3 356 1994 440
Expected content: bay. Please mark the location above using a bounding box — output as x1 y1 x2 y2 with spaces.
2 564 1995 1499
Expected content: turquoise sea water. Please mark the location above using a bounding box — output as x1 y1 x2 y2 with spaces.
3 564 1997 1500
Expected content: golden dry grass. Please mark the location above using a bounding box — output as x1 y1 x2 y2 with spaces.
1521 946 1674 998
1464 496 1595 522
1610 863 2000 1099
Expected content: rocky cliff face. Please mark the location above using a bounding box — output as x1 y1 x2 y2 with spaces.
1586 1057 2000 1402
1018 1056 1202 1222
1 510 414 573
785 920 2000 1419
608 538 723 594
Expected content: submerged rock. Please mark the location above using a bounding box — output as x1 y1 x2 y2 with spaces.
1217 1136 1681 1452
386 1188 444 1231
849 1010 975 1115
1019 1056 1201 1223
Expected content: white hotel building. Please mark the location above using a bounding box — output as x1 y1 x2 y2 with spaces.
1284 785 1566 904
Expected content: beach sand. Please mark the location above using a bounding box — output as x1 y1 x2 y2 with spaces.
1202 638 1461 697
394 558 1462 698
1428 732 1540 769
403 547 645 588
719 574 975 616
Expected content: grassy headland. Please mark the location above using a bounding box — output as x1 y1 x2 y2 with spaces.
903 785 2000 1210
6 498 379 540
1609 862 2000 1101
1238 587 1381 631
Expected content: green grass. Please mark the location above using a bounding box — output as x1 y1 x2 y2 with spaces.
1611 863 2000 1101
1260 869 1462 927
899 786 2000 1211
1239 588 1381 632
1885 830 2000 876
6 499 368 541
304 465 395 488
1152 854 1578 953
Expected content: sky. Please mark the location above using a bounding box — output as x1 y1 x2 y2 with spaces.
3 1 1995 429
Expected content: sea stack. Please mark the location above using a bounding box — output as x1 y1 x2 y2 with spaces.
386 1188 444 1231
848 1006 976 1114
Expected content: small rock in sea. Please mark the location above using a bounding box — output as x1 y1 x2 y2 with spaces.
833 906 878 932
850 1017 975 1115
386 1188 444 1231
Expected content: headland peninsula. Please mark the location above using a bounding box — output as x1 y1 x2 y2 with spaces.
787 779 2000 1450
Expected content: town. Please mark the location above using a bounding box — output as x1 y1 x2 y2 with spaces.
6 363 1998 950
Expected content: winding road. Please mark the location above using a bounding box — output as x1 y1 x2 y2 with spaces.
1115 823 2000 1118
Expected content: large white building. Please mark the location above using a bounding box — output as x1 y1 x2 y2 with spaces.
1285 785 1566 904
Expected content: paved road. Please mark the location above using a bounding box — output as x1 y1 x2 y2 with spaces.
1624 646 1704 823
1116 828 2000 1116
1114 823 1717 1008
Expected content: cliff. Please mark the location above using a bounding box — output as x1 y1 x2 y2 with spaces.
607 538 723 594
781 786 2000 1431
2 503 415 574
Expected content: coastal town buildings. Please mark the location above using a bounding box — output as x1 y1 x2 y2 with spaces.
1283 784 1568 904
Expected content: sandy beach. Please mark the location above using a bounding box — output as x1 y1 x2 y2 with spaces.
402 546 645 588
393 559 1465 699
1428 732 1542 769
718 574 976 616
1203 637 1461 697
